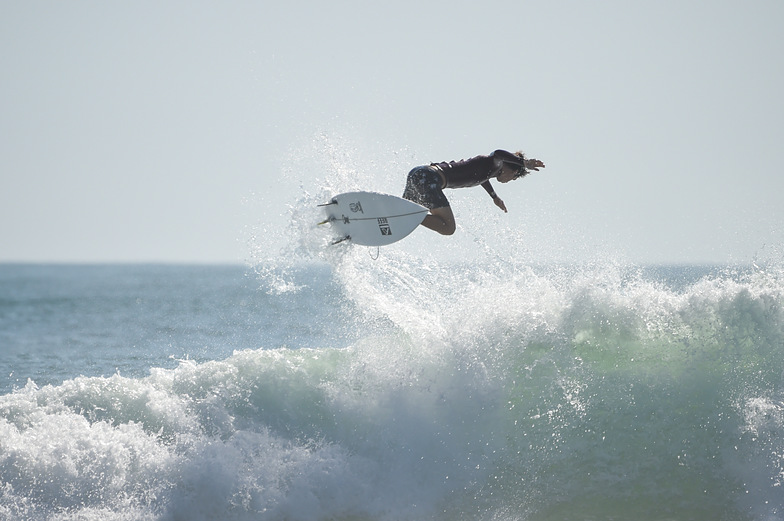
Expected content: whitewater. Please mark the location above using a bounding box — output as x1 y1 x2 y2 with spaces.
1 133 783 519
1 252 783 521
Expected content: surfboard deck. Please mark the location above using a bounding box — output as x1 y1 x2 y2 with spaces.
319 191 428 246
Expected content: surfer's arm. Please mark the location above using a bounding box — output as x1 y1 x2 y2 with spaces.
481 180 496 198
482 181 508 213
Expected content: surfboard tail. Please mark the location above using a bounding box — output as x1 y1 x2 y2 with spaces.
319 191 427 247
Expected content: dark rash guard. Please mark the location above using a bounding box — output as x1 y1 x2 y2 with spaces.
431 149 527 197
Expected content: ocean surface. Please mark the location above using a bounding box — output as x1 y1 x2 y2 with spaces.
1 257 783 520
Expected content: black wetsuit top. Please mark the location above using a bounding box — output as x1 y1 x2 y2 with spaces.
431 149 527 197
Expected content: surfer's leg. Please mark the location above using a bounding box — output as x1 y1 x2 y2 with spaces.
402 166 454 235
422 206 456 235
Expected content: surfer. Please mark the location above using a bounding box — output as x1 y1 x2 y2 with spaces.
402 149 545 235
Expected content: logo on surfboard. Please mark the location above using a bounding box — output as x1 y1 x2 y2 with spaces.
349 201 364 213
377 217 392 236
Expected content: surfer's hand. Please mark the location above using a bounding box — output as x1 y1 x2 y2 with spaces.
524 158 545 171
493 196 508 213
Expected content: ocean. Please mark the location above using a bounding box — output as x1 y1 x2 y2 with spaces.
1 256 783 520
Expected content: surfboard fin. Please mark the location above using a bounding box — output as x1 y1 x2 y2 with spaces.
331 236 350 245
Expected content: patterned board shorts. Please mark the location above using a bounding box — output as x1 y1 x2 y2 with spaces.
402 166 450 209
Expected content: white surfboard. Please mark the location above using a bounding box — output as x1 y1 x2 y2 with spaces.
319 191 428 246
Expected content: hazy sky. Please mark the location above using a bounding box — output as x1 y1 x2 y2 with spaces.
2 1 782 265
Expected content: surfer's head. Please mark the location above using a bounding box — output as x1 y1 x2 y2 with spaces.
498 152 527 183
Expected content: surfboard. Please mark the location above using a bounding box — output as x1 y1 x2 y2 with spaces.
319 191 428 246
